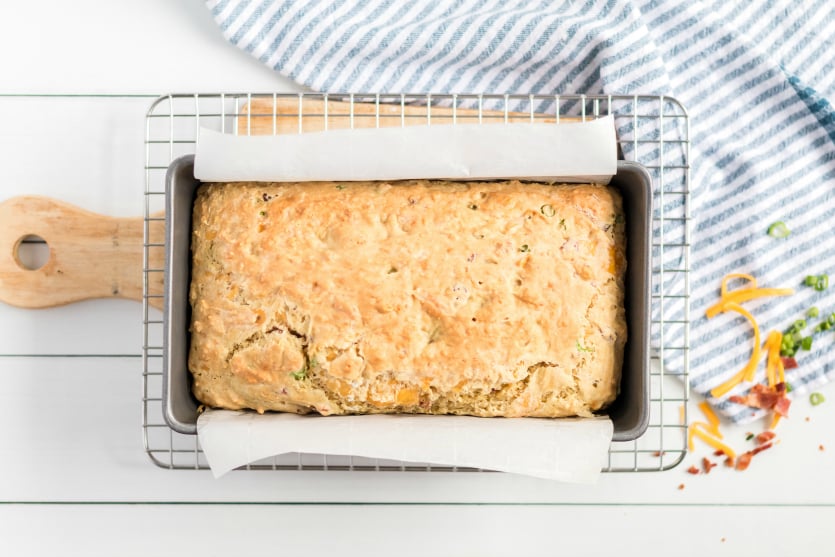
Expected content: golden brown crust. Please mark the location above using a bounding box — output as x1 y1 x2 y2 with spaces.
188 180 626 418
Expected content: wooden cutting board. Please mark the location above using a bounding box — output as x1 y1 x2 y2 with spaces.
0 195 165 309
0 99 566 310
236 96 561 135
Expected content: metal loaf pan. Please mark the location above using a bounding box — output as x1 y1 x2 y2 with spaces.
163 155 651 442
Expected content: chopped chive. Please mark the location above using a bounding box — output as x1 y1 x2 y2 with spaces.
810 392 825 406
559 218 567 230
801 336 813 351
519 244 530 253
767 221 790 238
259 210 266 216
289 369 306 380
576 341 594 353
335 184 346 190
807 307 820 318
815 274 829 291
428 325 442 344
540 204 556 217
745 433 754 441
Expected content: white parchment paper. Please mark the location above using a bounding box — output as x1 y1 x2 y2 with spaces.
198 411 613 483
194 115 617 183
193 115 618 483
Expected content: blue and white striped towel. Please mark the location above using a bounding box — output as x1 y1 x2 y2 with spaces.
207 0 835 423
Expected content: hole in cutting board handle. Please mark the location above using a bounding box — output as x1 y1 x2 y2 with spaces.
14 234 50 271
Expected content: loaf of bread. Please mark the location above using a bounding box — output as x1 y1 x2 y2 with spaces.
188 180 626 418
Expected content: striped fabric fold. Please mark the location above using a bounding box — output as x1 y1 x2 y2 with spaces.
207 0 835 423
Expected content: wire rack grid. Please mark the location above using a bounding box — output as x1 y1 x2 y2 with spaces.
143 93 690 473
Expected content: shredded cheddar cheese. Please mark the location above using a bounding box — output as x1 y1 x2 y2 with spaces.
698 401 721 438
688 423 737 460
705 286 795 319
720 273 757 297
706 273 794 397
764 331 782 388
688 402 736 461
777 353 785 385
708 302 762 397
710 367 749 399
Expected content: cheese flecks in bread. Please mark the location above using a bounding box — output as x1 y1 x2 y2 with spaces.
188 180 626 418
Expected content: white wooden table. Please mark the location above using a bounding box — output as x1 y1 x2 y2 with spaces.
1 1 832 554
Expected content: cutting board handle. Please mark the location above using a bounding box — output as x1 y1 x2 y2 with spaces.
0 196 163 309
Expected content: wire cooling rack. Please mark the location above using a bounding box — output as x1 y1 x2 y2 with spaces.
143 93 690 472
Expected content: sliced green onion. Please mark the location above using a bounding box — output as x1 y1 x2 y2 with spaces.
540 204 556 217
805 275 818 287
781 342 797 357
815 274 829 291
807 307 820 318
289 369 306 380
801 336 813 351
767 221 790 238
785 382 794 393
810 392 826 406
335 184 346 190
794 319 807 331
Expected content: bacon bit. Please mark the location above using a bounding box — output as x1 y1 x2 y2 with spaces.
774 396 791 417
781 356 799 369
724 456 735 467
735 452 753 471
653 451 666 457
678 483 685 490
713 449 726 456
729 383 791 416
756 431 776 445
702 457 717 474
721 538 726 543
820 444 826 452
733 442 774 471
805 416 811 422
687 465 700 475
